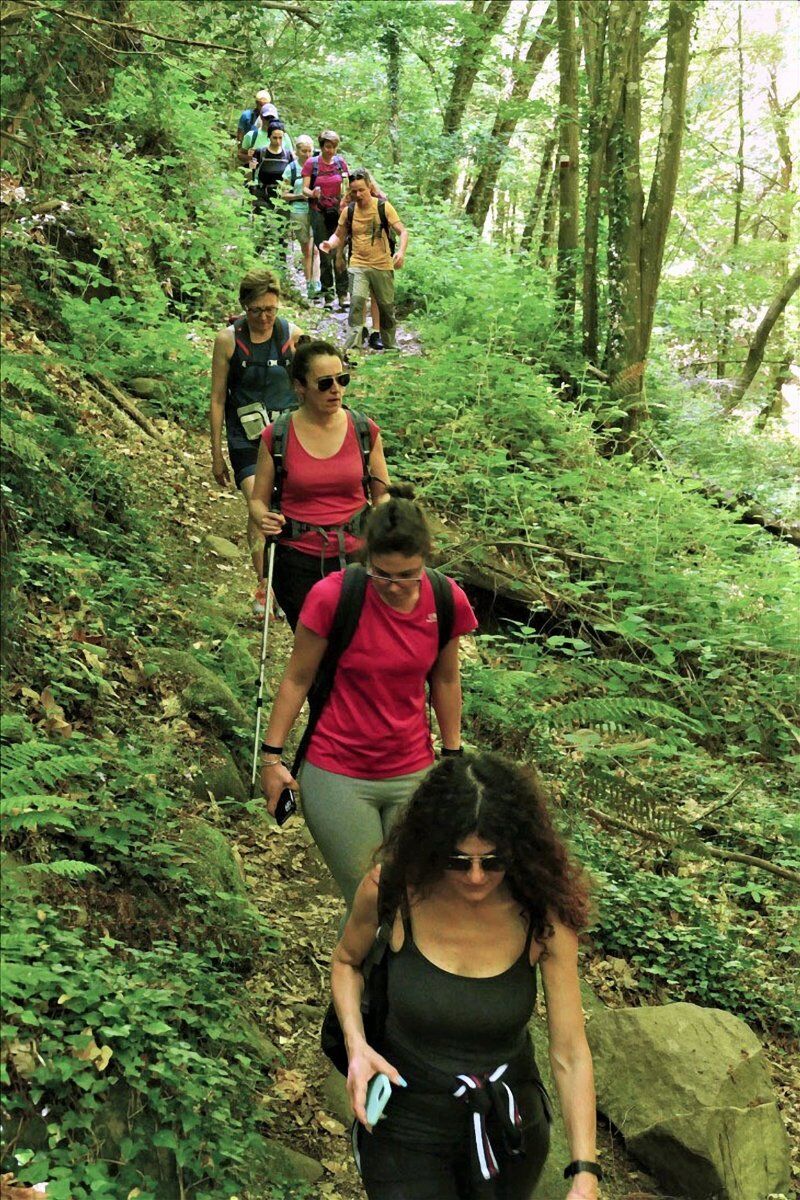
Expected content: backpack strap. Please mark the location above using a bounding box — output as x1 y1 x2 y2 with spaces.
347 407 373 501
233 315 251 358
290 160 298 186
270 410 292 512
309 154 320 189
276 316 292 358
377 199 397 254
425 567 455 653
291 564 369 776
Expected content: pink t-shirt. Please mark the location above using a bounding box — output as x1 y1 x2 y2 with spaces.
302 154 349 211
299 571 478 779
263 413 378 557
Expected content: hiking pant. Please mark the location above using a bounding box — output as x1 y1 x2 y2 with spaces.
345 267 397 349
298 761 429 910
271 543 359 631
312 208 348 299
357 1108 550 1200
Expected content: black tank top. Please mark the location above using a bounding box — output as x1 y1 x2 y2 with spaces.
378 910 540 1147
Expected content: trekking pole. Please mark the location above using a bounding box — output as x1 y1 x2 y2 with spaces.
251 538 277 798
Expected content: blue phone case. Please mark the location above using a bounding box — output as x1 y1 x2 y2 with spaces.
365 1072 392 1125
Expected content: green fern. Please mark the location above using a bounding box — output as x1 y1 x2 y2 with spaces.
25 859 104 879
546 696 704 735
1 794 79 833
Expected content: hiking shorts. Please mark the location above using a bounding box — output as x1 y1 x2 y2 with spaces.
290 211 312 244
228 441 259 488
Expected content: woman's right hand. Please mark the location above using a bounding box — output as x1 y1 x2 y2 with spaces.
347 1041 406 1129
212 452 230 487
259 510 285 538
261 760 298 815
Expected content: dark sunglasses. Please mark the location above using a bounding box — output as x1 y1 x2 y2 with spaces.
314 372 350 391
445 853 507 873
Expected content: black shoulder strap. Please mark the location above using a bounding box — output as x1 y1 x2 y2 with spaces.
270 410 292 511
290 564 369 776
377 199 396 251
309 154 320 187
346 200 355 241
346 408 372 501
425 567 455 654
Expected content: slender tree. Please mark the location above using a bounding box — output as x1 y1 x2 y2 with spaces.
464 0 557 233
727 265 800 409
556 0 580 336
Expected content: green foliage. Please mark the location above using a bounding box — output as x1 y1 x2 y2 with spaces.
1 888 274 1200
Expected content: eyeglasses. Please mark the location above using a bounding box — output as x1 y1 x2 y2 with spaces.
445 853 507 873
366 568 423 586
314 373 350 391
247 305 278 318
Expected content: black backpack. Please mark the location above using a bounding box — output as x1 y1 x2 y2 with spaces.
345 198 396 255
291 563 455 776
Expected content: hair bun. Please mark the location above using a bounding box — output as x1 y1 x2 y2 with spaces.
387 483 416 502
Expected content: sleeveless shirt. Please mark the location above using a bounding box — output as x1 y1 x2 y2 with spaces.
377 910 540 1148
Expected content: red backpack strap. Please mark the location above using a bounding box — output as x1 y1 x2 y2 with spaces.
233 316 251 357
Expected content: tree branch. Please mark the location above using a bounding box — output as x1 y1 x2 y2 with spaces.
12 0 247 51
587 807 800 885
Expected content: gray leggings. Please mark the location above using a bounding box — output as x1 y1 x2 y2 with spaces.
299 761 430 909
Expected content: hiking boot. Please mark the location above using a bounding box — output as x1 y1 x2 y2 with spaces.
306 280 316 300
322 291 334 308
361 326 369 345
253 584 267 618
337 295 349 312
368 331 384 351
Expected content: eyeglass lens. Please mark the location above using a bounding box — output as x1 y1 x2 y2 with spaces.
247 305 278 317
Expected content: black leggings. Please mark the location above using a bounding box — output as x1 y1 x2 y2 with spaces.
270 542 358 630
357 1089 550 1200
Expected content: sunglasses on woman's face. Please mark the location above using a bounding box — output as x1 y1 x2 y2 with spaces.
445 853 507 873
314 372 350 392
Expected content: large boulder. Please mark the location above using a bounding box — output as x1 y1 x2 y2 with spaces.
190 739 249 807
586 1002 791 1200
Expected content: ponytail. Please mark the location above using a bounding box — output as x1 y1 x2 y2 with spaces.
366 485 432 559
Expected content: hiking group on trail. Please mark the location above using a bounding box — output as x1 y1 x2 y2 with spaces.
204 92 602 1200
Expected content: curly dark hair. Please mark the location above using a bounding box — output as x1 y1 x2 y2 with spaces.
381 752 590 944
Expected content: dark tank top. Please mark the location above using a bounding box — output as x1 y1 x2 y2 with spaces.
378 910 540 1147
225 318 294 449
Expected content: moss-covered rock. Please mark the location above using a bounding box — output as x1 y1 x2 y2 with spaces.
204 533 241 560
172 817 262 960
146 647 249 740
190 739 249 807
259 1136 324 1185
587 1002 792 1199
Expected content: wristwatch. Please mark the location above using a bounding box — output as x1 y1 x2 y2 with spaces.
564 1160 603 1181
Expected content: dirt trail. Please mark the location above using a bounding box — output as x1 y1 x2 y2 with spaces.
172 280 673 1200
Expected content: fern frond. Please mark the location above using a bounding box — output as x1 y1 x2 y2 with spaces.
25 860 104 878
571 766 703 850
546 696 703 735
1 795 78 833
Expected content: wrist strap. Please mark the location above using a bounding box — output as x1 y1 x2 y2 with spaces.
564 1161 603 1181
440 747 464 757
261 742 283 754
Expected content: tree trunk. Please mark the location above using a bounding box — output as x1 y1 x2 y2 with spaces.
727 266 800 409
464 0 558 233
580 0 639 362
717 6 745 380
556 0 580 338
538 166 559 271
441 0 508 137
604 0 695 446
381 23 402 166
520 133 556 253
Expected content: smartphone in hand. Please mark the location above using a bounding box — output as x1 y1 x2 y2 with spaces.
365 1073 392 1125
275 787 297 826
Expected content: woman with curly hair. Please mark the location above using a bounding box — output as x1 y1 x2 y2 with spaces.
331 752 599 1200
